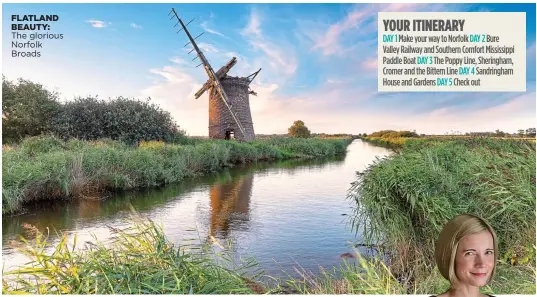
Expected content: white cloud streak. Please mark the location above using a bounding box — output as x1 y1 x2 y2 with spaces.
240 8 298 83
86 19 110 28
241 9 262 39
198 42 220 53
309 3 454 56
201 21 226 38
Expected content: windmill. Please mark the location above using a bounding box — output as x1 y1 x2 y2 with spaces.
169 8 261 141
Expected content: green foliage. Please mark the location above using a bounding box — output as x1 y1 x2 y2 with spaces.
368 130 419 138
283 251 405 294
19 134 67 156
2 76 61 144
2 218 260 294
2 76 185 145
288 120 311 138
2 136 352 214
349 138 536 293
52 96 183 145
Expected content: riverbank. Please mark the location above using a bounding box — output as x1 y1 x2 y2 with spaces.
3 136 535 294
2 214 405 294
3 137 402 295
352 136 536 294
2 135 352 215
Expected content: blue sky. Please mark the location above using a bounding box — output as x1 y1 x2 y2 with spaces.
2 2 536 135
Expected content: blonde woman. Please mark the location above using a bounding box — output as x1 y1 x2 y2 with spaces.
433 214 498 297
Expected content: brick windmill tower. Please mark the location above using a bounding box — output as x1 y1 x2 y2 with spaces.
169 8 261 141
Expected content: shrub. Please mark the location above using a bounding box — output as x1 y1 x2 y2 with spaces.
53 97 183 145
288 120 311 138
2 76 61 144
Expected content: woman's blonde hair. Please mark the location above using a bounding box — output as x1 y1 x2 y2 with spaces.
434 213 498 286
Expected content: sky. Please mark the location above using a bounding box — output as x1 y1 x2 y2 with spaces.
2 2 536 136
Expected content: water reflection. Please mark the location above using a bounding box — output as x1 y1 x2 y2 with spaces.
2 155 346 250
2 140 391 278
209 173 253 238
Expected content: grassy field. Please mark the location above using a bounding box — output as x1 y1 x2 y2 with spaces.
352 136 536 294
2 135 352 215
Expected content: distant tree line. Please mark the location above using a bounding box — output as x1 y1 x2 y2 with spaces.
465 128 536 137
2 76 185 145
360 129 537 138
367 130 419 138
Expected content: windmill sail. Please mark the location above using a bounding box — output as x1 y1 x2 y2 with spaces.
169 8 247 139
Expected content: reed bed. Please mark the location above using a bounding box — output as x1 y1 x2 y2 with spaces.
2 135 352 215
3 213 416 295
2 216 262 294
364 135 536 150
280 251 405 294
349 137 536 294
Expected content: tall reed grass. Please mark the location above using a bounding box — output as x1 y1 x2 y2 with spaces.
348 137 536 294
2 214 263 294
2 213 415 295
2 135 353 215
280 251 405 294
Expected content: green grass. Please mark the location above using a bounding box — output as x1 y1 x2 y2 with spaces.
2 215 263 294
348 137 536 294
2 135 353 215
5 135 534 295
278 252 406 294
2 214 412 295
363 135 536 150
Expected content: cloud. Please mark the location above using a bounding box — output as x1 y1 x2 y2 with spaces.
139 3 534 136
198 42 220 53
242 77 381 135
380 3 422 12
240 8 298 82
241 9 262 39
475 91 536 118
250 41 297 77
131 23 142 29
139 57 332 136
419 90 536 133
222 51 252 76
141 58 535 136
311 5 374 56
140 65 207 135
326 79 342 84
201 21 226 38
362 57 378 70
309 3 456 56
246 82 342 134
170 56 189 66
86 19 110 28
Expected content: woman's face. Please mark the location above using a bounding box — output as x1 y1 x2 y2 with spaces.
454 230 495 287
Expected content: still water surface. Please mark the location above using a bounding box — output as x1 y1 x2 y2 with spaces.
2 140 391 279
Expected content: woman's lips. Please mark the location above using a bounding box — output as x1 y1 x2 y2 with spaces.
471 272 487 277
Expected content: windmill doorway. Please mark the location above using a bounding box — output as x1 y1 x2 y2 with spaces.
225 130 235 140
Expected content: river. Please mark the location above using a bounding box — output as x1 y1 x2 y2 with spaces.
2 139 391 281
